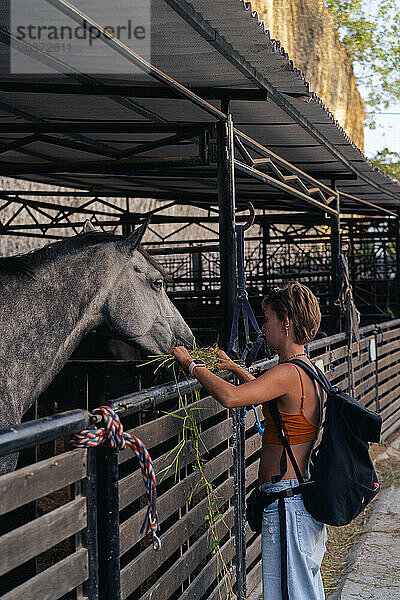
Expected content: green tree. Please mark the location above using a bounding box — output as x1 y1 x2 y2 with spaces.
325 0 400 125
368 147 400 182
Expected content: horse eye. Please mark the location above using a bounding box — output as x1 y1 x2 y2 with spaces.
151 279 164 291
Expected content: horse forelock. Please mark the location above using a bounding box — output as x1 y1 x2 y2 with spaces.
137 247 174 283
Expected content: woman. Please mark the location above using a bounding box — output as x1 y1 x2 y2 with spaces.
171 281 327 600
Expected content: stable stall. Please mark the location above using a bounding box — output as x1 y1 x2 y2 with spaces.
0 1 400 599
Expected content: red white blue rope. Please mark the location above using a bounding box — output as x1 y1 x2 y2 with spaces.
70 406 161 550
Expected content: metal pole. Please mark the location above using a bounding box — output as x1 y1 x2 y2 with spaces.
217 112 246 599
396 212 400 317
329 184 341 335
231 406 247 600
97 448 121 600
83 448 99 599
262 222 269 295
374 328 380 414
217 113 237 350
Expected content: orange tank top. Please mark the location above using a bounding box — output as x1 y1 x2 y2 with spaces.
262 363 320 445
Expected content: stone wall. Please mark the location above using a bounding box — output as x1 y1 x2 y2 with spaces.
252 0 365 149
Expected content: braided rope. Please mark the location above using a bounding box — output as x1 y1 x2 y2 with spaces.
71 406 160 549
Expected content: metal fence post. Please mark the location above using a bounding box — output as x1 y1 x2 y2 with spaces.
217 113 237 350
97 448 121 600
396 212 400 318
83 447 99 599
374 328 380 414
231 406 247 600
217 112 246 599
329 185 341 335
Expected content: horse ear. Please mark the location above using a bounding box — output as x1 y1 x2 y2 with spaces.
122 216 151 254
82 220 97 233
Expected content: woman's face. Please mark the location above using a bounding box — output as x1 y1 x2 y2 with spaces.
262 304 285 350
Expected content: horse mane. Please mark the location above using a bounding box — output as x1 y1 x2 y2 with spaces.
0 231 173 283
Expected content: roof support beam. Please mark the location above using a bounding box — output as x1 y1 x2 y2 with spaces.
0 82 268 101
234 160 337 215
0 122 212 133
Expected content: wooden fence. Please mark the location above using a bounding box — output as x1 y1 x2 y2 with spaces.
0 319 400 600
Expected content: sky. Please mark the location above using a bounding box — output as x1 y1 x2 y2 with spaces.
363 103 400 157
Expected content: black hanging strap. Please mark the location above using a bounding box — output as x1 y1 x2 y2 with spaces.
278 497 289 600
227 224 265 366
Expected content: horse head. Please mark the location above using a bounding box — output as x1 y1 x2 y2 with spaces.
99 221 195 355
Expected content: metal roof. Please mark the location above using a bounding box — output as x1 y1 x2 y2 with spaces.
0 0 398 216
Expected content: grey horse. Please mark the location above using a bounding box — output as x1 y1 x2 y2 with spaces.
0 220 194 474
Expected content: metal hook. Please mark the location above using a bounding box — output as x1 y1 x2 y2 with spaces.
242 202 255 232
152 531 162 551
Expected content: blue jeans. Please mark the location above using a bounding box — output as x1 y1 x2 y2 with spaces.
261 479 327 600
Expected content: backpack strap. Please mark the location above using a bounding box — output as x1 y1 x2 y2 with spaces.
269 399 305 484
289 358 333 393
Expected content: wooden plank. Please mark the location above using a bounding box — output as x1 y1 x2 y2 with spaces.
118 396 227 464
330 360 349 378
245 461 259 489
119 447 233 552
0 497 86 576
0 449 86 516
247 563 262 598
381 418 400 439
308 332 346 353
378 353 400 372
123 508 235 600
378 339 400 359
1 548 88 600
381 409 400 434
185 539 235 600
207 568 236 600
245 432 262 457
190 537 236 600
358 387 376 409
378 361 400 386
379 388 400 414
352 353 372 374
380 396 400 421
381 327 400 343
246 534 261 567
353 361 375 385
354 378 375 400
377 372 400 398
183 537 235 600
119 418 232 509
120 477 234 588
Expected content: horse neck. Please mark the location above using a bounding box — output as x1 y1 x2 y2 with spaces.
0 247 114 416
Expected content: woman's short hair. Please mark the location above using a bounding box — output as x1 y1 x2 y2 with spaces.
261 281 321 344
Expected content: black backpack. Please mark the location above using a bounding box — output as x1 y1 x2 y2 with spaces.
272 358 382 526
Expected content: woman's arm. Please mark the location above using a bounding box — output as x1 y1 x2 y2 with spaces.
216 350 255 384
170 346 293 409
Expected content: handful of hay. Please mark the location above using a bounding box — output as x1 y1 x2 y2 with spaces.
139 344 223 375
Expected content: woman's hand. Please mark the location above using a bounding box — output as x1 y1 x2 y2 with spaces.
216 349 239 372
169 346 194 369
